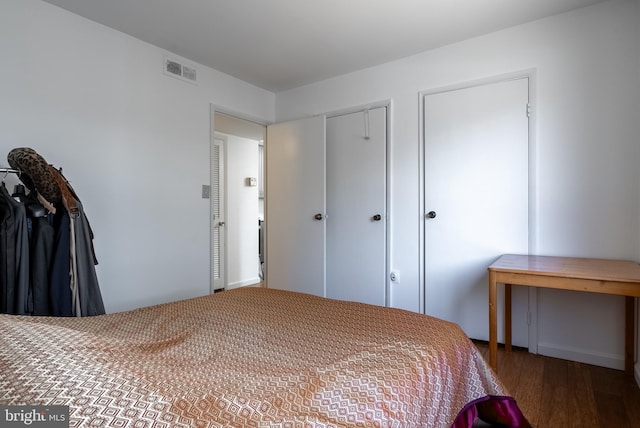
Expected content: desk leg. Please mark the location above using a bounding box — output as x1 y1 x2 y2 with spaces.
489 271 498 372
625 296 634 375
505 284 512 352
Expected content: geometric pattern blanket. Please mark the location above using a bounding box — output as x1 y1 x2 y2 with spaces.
0 287 530 427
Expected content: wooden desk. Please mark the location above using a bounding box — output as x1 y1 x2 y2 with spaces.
488 254 640 374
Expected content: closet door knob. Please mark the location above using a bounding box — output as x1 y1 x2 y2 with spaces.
314 213 324 221
426 211 437 219
372 214 382 221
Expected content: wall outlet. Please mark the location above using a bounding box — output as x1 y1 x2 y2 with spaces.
202 185 210 199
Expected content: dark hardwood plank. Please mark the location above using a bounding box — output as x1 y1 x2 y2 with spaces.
622 374 640 427
538 356 570 427
594 391 630 428
505 347 543 427
566 361 599 428
473 341 640 428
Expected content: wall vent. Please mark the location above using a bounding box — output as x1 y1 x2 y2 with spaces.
163 56 198 84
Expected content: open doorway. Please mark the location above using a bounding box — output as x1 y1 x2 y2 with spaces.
212 110 266 291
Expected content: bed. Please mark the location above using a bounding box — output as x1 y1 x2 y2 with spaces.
0 287 530 427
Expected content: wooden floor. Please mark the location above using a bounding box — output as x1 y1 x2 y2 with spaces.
473 341 640 428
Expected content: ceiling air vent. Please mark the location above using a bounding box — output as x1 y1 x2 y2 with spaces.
163 56 198 85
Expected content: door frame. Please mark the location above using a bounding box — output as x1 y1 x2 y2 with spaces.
209 104 267 293
325 101 392 306
418 70 539 352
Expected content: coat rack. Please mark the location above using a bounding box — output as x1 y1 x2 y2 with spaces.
0 167 21 176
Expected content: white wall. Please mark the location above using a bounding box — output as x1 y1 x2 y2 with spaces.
0 0 274 312
276 0 640 370
223 133 261 289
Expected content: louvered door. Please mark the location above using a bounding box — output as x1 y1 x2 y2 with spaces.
212 136 226 290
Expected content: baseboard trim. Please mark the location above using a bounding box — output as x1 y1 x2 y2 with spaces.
537 342 624 370
227 277 262 289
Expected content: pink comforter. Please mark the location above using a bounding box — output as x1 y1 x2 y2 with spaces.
0 287 529 427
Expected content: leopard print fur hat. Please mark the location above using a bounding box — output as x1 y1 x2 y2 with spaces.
7 147 62 204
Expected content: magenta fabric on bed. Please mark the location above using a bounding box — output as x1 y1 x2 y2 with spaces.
453 395 531 427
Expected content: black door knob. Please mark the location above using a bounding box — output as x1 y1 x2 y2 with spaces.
426 211 437 219
372 214 382 221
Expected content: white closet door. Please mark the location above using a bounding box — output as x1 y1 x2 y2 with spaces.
326 107 387 306
265 116 326 296
424 78 529 345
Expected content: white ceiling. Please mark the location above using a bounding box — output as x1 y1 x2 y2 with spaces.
42 0 606 92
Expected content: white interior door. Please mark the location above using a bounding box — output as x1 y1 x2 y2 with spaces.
266 116 326 296
212 136 226 291
424 77 529 346
326 107 387 305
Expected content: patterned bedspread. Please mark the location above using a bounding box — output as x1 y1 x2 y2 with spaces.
0 287 529 427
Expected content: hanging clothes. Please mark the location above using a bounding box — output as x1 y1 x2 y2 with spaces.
0 183 30 315
3 147 105 317
29 213 55 315
48 165 104 316
72 200 104 316
49 208 72 316
0 183 15 313
15 189 56 316
12 185 55 316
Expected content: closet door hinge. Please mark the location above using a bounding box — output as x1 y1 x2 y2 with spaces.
526 103 532 118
